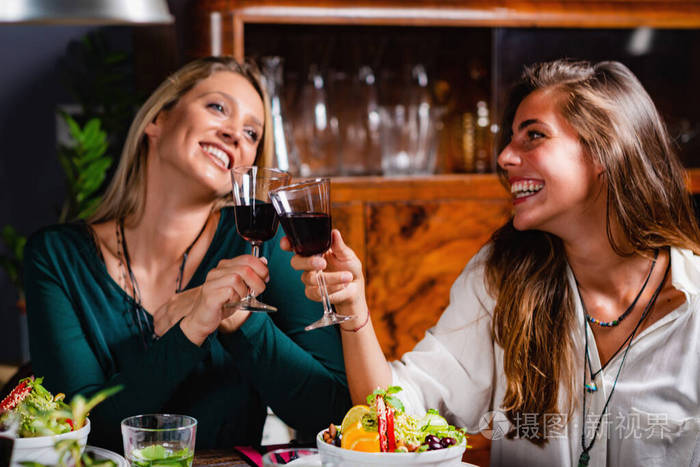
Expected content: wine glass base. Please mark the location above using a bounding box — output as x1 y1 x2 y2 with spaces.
224 297 277 313
304 313 351 331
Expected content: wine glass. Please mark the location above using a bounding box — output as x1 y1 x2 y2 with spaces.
270 178 351 331
227 166 291 312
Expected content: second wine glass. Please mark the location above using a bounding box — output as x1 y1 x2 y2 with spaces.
229 166 291 312
270 178 351 330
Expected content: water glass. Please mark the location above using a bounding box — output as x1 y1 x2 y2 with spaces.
121 414 197 467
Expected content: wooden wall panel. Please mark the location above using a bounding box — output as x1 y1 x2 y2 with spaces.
330 201 366 260
364 199 511 359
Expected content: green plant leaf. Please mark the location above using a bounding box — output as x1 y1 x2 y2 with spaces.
14 236 26 259
77 197 102 220
81 119 105 151
77 157 112 197
79 141 109 166
64 114 84 146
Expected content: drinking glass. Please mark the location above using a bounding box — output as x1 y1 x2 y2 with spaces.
228 166 291 312
270 178 351 331
121 414 197 467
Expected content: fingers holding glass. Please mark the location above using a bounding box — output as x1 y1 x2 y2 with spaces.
228 166 290 312
270 178 351 330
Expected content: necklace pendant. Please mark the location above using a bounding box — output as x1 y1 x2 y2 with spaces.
585 382 598 393
578 452 590 466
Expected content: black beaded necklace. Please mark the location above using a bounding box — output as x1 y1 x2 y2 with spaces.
116 218 208 348
581 250 659 393
577 252 670 467
584 249 658 328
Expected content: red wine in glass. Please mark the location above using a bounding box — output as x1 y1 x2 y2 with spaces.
278 212 331 257
227 166 290 313
234 202 280 243
270 178 351 331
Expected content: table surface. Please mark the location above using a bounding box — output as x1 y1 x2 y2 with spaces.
192 449 252 467
193 449 251 466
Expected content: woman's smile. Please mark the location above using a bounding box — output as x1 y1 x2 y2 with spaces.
509 177 545 205
200 143 232 170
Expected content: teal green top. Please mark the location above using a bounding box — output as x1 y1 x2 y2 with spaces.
24 207 351 451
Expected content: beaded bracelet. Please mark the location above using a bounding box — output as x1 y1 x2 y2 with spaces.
340 311 370 333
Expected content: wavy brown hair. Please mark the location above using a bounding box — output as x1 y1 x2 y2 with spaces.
89 56 273 225
485 60 700 444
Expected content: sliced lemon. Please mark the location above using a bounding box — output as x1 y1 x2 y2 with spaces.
340 404 370 435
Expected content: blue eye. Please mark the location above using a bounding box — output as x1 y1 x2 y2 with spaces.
208 103 225 113
245 128 259 143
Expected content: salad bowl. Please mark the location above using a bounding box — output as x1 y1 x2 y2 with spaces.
317 387 469 466
9 418 90 466
316 428 467 466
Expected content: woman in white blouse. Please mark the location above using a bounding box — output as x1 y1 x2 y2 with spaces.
284 59 700 466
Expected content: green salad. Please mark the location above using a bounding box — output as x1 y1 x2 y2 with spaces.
0 376 76 437
323 386 468 453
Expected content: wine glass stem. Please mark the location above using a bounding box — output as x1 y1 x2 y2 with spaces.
316 269 333 315
246 241 262 299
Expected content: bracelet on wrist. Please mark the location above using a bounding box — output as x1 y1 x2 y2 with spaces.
340 311 370 333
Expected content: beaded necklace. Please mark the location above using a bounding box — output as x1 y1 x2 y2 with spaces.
577 253 670 467
585 249 658 327
116 218 208 348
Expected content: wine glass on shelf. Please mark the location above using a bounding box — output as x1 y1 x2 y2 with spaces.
270 178 351 331
227 166 291 312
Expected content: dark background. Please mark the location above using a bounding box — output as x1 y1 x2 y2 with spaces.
0 0 190 364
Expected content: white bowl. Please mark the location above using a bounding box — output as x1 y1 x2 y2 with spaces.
316 429 466 466
85 445 128 467
9 418 90 467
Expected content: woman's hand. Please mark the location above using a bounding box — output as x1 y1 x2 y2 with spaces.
163 254 268 345
282 229 367 321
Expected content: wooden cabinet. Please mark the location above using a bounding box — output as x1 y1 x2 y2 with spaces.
331 174 510 358
186 4 700 465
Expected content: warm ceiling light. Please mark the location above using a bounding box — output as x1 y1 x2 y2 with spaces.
0 0 174 25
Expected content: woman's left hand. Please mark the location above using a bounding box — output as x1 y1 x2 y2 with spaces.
155 254 268 344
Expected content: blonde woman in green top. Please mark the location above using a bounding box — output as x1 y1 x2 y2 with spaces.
24 57 350 451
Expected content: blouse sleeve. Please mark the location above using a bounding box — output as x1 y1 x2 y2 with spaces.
24 229 210 449
217 228 352 437
390 246 498 432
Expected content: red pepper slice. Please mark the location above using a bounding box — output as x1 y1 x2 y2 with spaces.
65 418 75 430
376 395 388 452
0 380 32 412
386 406 396 452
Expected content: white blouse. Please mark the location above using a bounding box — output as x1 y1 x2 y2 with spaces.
390 246 700 466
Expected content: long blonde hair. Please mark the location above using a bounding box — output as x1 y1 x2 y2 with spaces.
485 59 700 444
90 56 273 225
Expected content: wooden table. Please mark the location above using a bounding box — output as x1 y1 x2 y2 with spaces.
193 449 252 467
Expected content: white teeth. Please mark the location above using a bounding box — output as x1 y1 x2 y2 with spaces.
202 144 230 169
510 180 544 198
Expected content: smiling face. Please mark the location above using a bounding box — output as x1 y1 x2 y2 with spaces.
497 88 605 238
144 70 265 198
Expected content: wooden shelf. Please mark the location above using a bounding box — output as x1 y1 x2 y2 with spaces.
687 168 700 193
331 169 700 198
331 173 509 202
188 0 700 60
